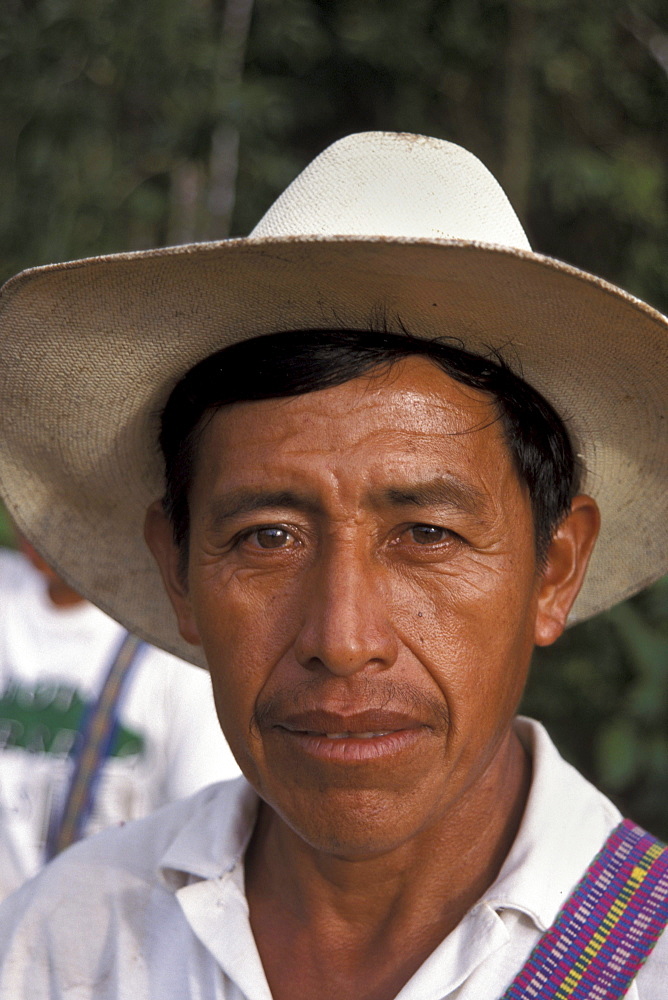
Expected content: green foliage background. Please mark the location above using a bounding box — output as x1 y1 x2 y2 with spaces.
0 0 667 835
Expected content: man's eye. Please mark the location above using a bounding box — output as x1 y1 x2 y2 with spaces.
408 524 451 545
249 527 294 549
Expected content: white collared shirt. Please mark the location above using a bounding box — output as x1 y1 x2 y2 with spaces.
0 718 665 999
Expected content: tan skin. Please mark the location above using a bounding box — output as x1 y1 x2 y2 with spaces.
146 356 600 1000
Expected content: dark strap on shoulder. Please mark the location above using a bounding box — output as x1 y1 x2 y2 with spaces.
500 819 668 999
45 630 145 858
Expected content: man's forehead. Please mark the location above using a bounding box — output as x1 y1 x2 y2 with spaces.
199 354 500 446
189 360 520 523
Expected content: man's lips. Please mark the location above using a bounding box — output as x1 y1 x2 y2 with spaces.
270 709 429 762
275 709 427 737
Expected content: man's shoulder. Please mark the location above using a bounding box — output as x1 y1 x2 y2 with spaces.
512 719 668 998
0 778 240 916
0 778 249 997
634 827 668 998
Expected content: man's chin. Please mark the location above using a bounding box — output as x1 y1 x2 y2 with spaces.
260 778 444 860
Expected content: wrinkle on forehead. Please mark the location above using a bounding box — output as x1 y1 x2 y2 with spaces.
191 356 523 526
208 357 502 451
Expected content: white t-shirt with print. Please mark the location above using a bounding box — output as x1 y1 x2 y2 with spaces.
0 548 240 900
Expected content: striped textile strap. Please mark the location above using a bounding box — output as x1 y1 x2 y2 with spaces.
501 819 668 999
45 631 145 859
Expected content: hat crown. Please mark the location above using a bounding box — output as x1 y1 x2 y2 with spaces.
251 131 532 250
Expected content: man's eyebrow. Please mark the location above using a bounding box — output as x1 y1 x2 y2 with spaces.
373 477 489 517
205 489 320 526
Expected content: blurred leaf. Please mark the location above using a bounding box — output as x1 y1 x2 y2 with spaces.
595 718 639 791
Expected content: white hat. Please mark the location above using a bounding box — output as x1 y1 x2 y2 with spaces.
0 131 666 668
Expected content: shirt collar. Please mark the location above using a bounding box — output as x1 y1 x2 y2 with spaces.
159 777 259 887
482 716 621 930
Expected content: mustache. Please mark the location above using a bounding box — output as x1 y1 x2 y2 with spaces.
251 676 450 736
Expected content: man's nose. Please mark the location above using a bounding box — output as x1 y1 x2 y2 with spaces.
293 542 398 676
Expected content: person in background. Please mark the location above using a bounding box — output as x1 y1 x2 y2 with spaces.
0 538 240 901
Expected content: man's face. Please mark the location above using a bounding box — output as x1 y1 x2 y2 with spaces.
171 358 551 856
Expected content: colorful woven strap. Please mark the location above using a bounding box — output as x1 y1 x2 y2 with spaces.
45 631 145 858
501 819 668 999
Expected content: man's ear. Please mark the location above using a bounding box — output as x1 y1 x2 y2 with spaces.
144 501 201 647
534 494 600 648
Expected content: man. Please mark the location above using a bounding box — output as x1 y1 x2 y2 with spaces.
0 132 665 998
0 538 241 901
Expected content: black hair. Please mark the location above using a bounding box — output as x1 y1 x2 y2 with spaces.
159 328 580 567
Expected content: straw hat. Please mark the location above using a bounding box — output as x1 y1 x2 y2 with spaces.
0 131 666 669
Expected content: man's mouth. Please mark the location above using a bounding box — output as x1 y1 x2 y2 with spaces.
277 708 423 735
270 710 428 762
315 731 393 739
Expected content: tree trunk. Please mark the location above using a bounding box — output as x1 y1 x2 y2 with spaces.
206 0 256 239
501 0 535 225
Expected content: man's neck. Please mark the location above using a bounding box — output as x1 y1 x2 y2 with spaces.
245 727 531 1000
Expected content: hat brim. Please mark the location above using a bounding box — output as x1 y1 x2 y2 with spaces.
0 235 666 668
